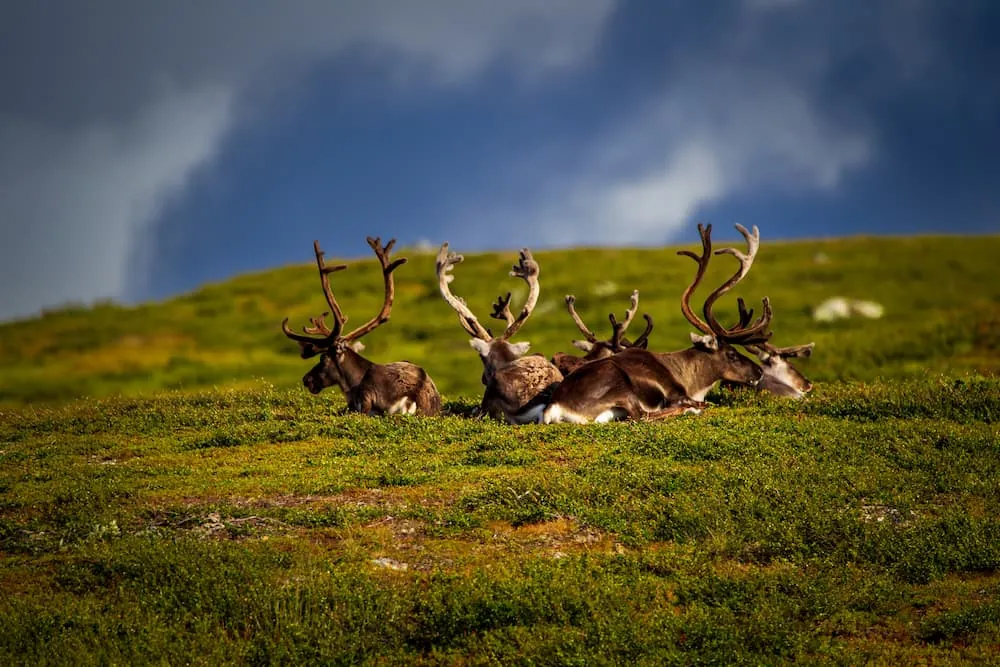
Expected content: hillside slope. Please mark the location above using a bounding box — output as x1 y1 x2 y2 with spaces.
1 234 998 406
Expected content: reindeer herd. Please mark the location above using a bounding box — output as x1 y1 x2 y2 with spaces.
281 224 815 424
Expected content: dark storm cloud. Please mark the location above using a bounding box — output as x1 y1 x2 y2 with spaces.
1 0 995 320
507 0 998 244
0 0 616 320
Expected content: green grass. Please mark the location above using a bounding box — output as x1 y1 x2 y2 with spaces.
1 235 999 663
1 382 998 663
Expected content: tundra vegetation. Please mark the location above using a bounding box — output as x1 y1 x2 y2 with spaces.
1 234 999 664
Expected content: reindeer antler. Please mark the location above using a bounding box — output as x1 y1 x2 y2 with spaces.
565 295 599 344
438 245 543 342
303 313 333 337
282 236 409 352
703 224 772 344
281 240 350 356
608 290 639 349
564 290 653 351
631 314 654 349
491 292 516 330
341 236 407 342
724 297 772 339
747 341 815 360
678 223 773 345
436 243 493 341
677 223 715 336
496 249 541 340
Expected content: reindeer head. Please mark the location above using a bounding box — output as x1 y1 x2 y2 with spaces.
677 223 778 388
747 342 815 398
295 339 367 395
282 237 405 394
552 290 654 375
715 263 816 399
437 244 542 382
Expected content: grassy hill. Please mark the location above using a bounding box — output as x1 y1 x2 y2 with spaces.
1 233 999 406
2 234 1000 663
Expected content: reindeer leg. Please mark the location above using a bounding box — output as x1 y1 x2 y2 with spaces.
641 397 708 421
348 387 376 415
417 388 442 417
678 397 708 411
472 396 494 420
642 405 696 421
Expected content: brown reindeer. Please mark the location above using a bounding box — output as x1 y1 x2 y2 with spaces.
282 237 441 416
541 223 773 423
551 290 654 376
436 243 563 424
721 297 816 398
750 342 815 397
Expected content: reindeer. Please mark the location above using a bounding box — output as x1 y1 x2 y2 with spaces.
541 223 774 423
721 298 816 399
436 243 563 424
551 290 654 376
281 237 441 416
749 342 815 397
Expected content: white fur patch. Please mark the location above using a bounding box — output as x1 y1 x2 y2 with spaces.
690 332 718 350
509 341 531 357
766 362 798 387
387 397 416 415
594 408 628 423
542 404 589 424
688 385 714 402
469 339 491 356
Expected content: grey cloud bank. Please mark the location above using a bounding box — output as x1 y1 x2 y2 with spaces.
0 0 615 321
1 0 995 322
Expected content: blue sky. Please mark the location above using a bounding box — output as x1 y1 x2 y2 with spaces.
1 0 997 321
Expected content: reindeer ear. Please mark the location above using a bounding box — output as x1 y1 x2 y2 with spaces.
469 338 491 357
349 340 366 352
298 341 324 359
690 332 718 351
572 340 595 352
509 341 531 357
783 343 815 359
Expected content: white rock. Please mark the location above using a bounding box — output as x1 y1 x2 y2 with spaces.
813 297 852 322
371 557 408 571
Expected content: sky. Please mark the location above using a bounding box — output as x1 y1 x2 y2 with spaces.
1 0 998 322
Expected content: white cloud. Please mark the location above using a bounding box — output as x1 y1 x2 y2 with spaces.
534 143 725 245
0 0 617 321
527 68 870 246
467 0 961 252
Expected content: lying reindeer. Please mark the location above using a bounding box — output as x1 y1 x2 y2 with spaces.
720 297 816 398
437 244 563 424
551 290 654 376
282 237 441 416
542 223 774 423
748 342 815 397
